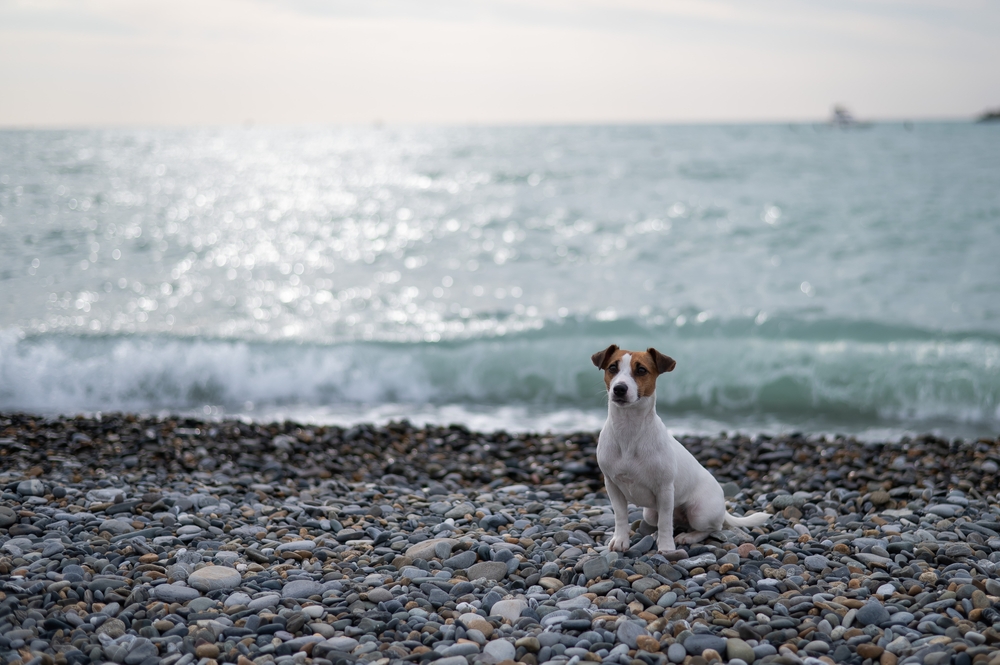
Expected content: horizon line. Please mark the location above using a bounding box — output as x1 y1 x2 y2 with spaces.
0 114 990 132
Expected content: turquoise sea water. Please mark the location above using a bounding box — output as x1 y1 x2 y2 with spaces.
1 123 998 438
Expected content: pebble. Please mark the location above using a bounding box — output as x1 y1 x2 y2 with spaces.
187 564 242 590
1 415 1000 665
152 583 201 602
616 620 649 648
467 560 509 581
483 639 516 662
490 599 527 621
667 642 687 663
684 634 727 656
856 599 891 626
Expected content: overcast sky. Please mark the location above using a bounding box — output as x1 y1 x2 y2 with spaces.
1 0 998 126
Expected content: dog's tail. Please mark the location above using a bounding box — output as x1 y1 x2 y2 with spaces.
723 510 771 528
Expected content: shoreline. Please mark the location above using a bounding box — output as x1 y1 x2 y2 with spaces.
2 413 1000 665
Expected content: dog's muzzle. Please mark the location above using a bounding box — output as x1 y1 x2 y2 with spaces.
612 384 628 402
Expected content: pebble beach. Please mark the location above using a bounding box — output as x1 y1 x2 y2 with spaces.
2 414 1000 665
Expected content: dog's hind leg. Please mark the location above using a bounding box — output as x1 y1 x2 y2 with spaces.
674 496 723 545
674 530 712 545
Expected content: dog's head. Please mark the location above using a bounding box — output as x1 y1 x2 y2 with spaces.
591 344 676 406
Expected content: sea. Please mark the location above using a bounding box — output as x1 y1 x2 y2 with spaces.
1 123 998 440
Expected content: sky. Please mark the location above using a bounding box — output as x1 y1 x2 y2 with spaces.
1 0 998 126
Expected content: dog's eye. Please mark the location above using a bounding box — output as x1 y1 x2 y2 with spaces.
635 366 647 375
608 363 618 374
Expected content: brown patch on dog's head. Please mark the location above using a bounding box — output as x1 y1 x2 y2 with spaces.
592 345 677 400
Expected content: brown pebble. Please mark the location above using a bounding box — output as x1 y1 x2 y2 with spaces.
783 506 802 520
635 635 659 652
880 652 898 665
195 644 220 659
737 543 757 557
467 619 494 638
702 648 722 662
870 490 891 505
857 643 884 659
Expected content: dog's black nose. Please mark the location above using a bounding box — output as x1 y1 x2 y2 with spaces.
612 384 628 398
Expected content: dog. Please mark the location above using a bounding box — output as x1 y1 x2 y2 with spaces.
591 344 769 553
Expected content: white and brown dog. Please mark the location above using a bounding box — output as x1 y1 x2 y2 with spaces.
591 344 769 553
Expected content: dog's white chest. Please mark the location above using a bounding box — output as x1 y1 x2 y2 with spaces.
597 444 661 507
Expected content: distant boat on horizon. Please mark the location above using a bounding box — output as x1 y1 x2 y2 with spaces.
976 108 1000 122
828 105 871 128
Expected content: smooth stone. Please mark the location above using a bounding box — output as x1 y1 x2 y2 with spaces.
97 618 126 638
772 495 804 509
631 577 659 593
885 612 915 626
187 597 217 613
856 600 891 626
667 643 687 663
726 638 755 663
583 557 610 580
303 605 326 619
16 479 45 496
153 584 201 603
467 561 508 581
195 644 220 659
322 637 359 652
616 621 649 648
248 594 281 611
444 502 476 519
886 636 911 654
124 638 157 665
406 537 458 560
684 634 726 656
677 553 717 570
490 599 527 621
804 555 830 572
434 658 471 665
276 540 316 552
282 579 325 599
224 592 251 607
657 591 678 608
367 587 393 603
188 565 242 591
0 506 16 527
483 639 516 663
877 583 896 596
98 519 134 535
441 643 480 657
444 550 478 570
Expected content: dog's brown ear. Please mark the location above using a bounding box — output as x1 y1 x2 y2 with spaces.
591 344 619 369
647 348 676 373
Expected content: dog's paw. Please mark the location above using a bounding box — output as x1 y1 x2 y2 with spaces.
656 538 676 553
606 533 630 552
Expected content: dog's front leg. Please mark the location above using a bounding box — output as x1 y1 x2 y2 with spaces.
604 477 631 552
656 483 677 553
